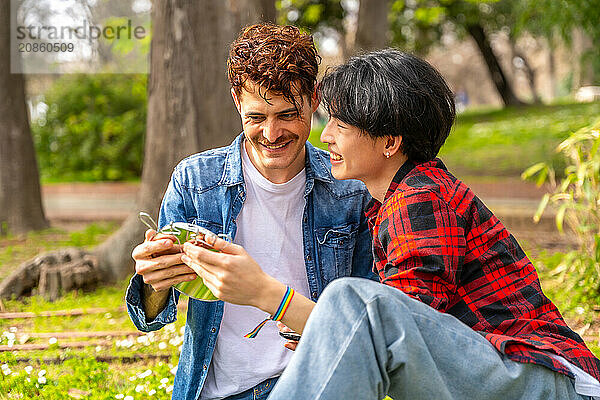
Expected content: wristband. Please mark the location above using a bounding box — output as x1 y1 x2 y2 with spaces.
244 286 295 339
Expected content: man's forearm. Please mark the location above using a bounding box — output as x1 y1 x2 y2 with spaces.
142 284 171 321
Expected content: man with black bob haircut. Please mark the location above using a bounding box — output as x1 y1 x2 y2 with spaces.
262 49 600 399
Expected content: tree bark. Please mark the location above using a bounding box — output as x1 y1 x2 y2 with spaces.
0 0 49 235
354 0 389 53
93 0 271 282
466 23 523 106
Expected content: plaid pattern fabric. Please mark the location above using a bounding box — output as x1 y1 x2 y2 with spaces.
365 158 600 381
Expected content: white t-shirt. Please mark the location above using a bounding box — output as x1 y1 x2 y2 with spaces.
200 143 310 399
548 353 600 399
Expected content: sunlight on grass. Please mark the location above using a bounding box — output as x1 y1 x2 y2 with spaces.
0 222 118 281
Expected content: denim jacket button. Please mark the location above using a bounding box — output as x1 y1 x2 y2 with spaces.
306 254 312 261
211 327 216 333
311 292 317 300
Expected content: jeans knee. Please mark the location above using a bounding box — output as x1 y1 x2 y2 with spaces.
321 277 382 305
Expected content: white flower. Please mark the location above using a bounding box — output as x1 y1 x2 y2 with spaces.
575 306 585 315
95 346 102 352
128 376 137 381
136 336 149 345
158 342 167 350
170 366 177 375
26 377 31 383
1 365 10 376
124 396 134 400
24 365 33 375
4 332 15 341
9 327 17 333
148 389 156 396
166 385 173 393
38 370 46 377
160 378 169 384
49 337 58 345
104 312 112 319
179 326 185 335
135 384 144 392
115 395 124 399
38 376 47 384
137 369 152 379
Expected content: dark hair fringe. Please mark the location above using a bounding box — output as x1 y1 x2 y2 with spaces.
320 49 456 162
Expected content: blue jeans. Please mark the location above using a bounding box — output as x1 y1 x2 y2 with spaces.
267 278 587 400
224 377 278 400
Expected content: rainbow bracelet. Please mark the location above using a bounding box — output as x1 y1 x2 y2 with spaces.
244 286 295 339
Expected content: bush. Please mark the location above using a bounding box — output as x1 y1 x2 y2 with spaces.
522 118 600 301
33 74 147 182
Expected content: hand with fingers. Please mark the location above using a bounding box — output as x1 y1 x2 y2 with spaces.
181 234 316 337
277 322 299 351
181 235 276 307
132 229 198 292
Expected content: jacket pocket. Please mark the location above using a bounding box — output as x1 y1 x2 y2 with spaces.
315 224 358 285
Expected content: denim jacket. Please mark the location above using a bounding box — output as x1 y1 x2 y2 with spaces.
126 133 374 400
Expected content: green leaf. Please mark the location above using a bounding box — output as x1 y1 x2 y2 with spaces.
555 203 568 233
534 193 550 223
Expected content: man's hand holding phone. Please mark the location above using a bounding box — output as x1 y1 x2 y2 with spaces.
132 229 197 292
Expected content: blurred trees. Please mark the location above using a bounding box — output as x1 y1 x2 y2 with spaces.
94 0 276 282
0 0 48 235
33 75 147 182
280 0 598 106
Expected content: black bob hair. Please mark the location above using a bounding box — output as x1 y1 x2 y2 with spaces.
320 49 456 162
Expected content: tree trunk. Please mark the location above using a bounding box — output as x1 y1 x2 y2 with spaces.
354 0 389 53
93 0 271 282
466 23 523 106
0 0 49 236
508 38 541 104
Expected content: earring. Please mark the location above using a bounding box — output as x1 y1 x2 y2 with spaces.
385 152 390 159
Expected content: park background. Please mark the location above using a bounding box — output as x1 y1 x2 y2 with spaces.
1 0 599 398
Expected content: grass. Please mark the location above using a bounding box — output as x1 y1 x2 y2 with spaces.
309 101 600 178
0 280 186 400
0 222 118 281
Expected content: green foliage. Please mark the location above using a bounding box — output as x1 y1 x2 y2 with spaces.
32 75 147 182
277 0 345 33
522 118 600 298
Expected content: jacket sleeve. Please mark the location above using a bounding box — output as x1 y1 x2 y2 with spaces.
125 169 184 332
377 188 465 311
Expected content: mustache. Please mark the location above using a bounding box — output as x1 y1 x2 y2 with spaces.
256 136 297 146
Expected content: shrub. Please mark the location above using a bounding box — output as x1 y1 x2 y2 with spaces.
522 119 600 300
33 74 147 182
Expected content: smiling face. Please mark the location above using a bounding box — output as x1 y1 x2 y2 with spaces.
320 117 387 183
233 81 317 183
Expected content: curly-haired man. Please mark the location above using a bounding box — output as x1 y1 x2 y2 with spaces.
126 24 374 400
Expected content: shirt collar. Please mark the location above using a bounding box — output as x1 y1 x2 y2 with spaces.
221 133 332 186
364 159 416 223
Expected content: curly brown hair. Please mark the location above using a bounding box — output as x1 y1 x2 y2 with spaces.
227 23 320 111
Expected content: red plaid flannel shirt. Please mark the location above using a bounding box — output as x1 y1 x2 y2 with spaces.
365 158 600 381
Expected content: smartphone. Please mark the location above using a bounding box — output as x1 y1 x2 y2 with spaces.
278 331 301 341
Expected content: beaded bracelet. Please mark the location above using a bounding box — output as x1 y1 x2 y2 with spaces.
244 286 295 339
